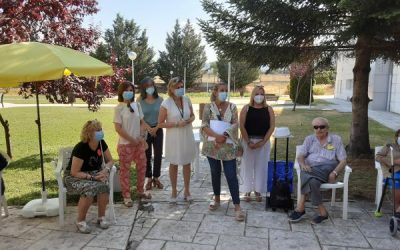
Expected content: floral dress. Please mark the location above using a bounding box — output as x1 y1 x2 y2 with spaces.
201 102 240 161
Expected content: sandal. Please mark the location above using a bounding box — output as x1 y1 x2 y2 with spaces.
255 192 262 202
145 179 153 191
76 221 91 234
153 178 164 189
208 200 220 211
137 192 152 200
123 198 133 207
235 210 245 222
244 192 251 202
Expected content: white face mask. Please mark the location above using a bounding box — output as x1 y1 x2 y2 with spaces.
254 94 264 104
397 137 400 145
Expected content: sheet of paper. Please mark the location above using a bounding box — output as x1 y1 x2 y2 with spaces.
208 120 233 144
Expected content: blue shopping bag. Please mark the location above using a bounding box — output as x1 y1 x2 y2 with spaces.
385 171 400 189
267 160 294 193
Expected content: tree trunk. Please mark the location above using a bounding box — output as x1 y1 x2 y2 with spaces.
347 35 373 158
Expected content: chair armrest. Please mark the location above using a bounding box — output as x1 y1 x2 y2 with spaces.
375 161 382 170
108 165 117 190
54 160 63 178
345 165 352 173
343 165 352 184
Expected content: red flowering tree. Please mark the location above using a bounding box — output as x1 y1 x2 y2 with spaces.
0 0 118 111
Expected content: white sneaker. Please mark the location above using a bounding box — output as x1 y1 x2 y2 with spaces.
97 216 110 229
76 221 91 234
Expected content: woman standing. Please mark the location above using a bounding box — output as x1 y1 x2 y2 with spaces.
239 85 275 202
114 82 150 207
64 120 113 233
158 77 196 204
201 83 245 221
139 77 164 190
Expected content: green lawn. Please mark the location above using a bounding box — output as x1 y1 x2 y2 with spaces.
0 104 394 206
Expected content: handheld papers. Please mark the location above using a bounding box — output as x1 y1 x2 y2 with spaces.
209 120 233 144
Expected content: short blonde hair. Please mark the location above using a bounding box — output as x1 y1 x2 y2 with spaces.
80 120 102 143
249 85 267 107
167 77 183 97
210 83 227 102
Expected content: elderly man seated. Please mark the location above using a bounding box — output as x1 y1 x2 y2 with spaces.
289 117 347 224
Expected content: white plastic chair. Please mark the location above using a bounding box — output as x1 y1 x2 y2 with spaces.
0 168 9 219
374 146 384 209
52 147 117 226
294 145 352 220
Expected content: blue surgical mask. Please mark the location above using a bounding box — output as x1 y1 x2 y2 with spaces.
254 94 264 104
218 92 227 102
146 87 155 96
95 130 104 141
175 88 184 97
122 91 134 100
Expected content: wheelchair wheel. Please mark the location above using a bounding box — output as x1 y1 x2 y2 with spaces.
389 216 398 236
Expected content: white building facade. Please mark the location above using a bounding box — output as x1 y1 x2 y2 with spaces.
335 55 400 114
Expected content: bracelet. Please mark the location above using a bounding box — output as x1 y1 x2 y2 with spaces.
105 166 111 173
333 170 338 176
90 175 95 181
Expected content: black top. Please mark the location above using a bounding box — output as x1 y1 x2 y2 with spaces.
67 140 108 172
244 106 270 137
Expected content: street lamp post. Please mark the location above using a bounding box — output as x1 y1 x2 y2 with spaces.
127 51 137 85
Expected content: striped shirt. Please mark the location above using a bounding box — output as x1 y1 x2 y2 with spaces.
299 134 346 167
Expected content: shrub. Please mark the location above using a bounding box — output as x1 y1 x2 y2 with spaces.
313 85 326 95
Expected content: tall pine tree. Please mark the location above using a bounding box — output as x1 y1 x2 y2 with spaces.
157 20 207 87
93 14 156 84
200 0 400 157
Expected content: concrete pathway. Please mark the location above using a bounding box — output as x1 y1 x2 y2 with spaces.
1 159 399 250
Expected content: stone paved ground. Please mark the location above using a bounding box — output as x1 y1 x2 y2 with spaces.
1 157 400 250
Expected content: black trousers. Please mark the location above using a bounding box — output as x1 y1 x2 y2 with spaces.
1 177 4 196
145 128 164 178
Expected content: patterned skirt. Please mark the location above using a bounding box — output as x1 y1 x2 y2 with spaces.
64 170 109 197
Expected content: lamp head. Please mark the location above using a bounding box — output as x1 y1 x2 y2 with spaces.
128 51 137 60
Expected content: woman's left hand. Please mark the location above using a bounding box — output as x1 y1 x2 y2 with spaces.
95 170 109 183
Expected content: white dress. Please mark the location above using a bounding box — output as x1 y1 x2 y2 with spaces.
161 96 196 165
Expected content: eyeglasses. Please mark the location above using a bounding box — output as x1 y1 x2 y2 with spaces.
313 125 327 130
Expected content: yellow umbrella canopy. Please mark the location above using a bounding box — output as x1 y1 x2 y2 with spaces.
0 42 113 85
0 42 114 204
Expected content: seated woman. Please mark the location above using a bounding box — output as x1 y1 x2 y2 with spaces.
376 129 400 218
64 120 114 234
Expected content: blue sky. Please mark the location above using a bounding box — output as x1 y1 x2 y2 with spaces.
84 0 217 62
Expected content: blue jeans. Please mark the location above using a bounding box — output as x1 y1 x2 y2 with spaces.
207 157 240 205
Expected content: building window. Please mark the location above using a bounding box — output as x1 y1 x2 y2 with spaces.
346 79 352 90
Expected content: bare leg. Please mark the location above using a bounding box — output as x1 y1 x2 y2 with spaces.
214 195 220 203
169 164 178 198
296 194 306 212
395 189 400 212
183 163 191 197
77 196 93 222
97 193 109 218
318 204 328 216
234 204 242 211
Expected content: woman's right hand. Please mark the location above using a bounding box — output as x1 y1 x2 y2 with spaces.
215 135 226 144
94 172 108 183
